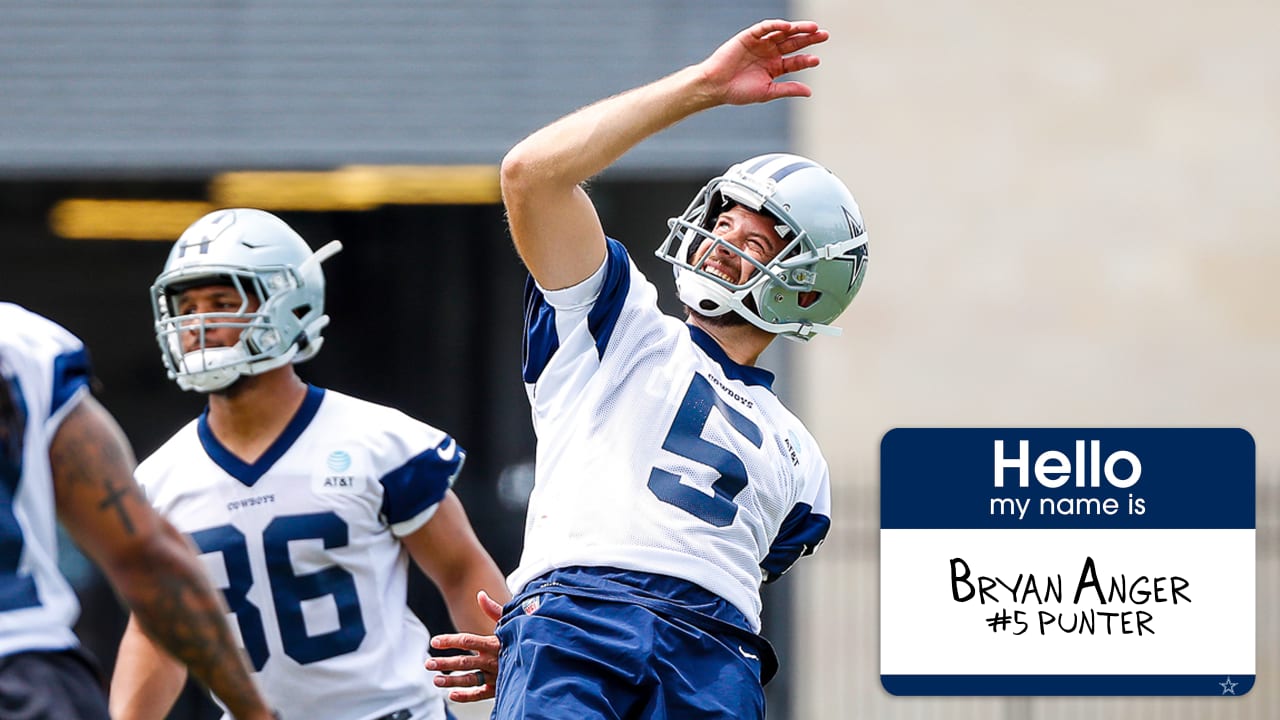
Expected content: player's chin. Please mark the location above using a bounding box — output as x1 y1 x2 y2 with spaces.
687 306 752 329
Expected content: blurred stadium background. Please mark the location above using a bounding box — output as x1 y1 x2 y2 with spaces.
1 1 1274 718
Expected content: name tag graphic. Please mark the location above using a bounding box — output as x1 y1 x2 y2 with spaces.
880 428 1255 696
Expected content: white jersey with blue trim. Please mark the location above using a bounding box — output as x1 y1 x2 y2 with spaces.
136 386 465 720
512 240 832 631
0 303 92 658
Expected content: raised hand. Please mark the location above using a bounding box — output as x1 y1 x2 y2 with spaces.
698 19 830 106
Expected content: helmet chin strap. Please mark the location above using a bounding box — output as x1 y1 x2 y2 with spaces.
675 269 735 317
175 336 302 393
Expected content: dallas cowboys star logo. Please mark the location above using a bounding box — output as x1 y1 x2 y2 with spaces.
1219 676 1238 695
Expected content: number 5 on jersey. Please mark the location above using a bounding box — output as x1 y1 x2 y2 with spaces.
647 374 763 527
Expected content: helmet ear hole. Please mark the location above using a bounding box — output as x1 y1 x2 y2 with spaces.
798 291 821 309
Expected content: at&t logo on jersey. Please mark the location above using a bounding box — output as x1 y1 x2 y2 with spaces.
784 431 801 467
327 450 352 472
312 449 367 493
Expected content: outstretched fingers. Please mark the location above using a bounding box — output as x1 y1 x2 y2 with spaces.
749 19 790 39
431 661 496 703
775 29 830 57
766 80 814 101
429 632 500 657
707 19 829 106
779 52 821 76
445 685 495 704
759 52 822 100
747 20 828 56
749 19 820 41
427 628 501 703
433 666 492 704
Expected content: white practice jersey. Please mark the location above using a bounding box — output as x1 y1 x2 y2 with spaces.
0 303 91 658
136 386 465 720
511 240 832 631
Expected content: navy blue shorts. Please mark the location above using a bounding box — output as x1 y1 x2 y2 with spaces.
0 647 110 720
493 567 771 720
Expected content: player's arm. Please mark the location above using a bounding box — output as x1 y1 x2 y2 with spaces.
405 490 509 703
501 19 827 290
403 490 510 635
49 396 274 720
110 614 189 720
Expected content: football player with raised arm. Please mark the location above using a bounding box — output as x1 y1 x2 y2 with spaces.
108 208 510 720
0 303 275 720
428 18 869 720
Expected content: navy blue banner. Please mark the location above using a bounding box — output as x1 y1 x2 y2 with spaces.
881 429 1254 529
881 674 1254 696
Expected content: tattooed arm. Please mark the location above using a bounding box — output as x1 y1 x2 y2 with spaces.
50 396 275 720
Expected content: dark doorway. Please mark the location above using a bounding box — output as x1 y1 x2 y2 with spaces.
1 174 793 718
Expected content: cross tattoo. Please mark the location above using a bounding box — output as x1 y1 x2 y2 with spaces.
98 479 137 535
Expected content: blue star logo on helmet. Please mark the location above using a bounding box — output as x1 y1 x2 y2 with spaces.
843 206 864 238
842 245 868 292
326 450 352 472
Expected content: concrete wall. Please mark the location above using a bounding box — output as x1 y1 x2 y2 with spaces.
0 1 787 176
792 1 1277 717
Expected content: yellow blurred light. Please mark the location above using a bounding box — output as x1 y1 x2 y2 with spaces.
49 166 501 241
209 171 380 211
341 165 501 205
209 165 500 210
49 199 215 241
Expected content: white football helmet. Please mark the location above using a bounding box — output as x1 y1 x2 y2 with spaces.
150 208 342 393
655 153 869 341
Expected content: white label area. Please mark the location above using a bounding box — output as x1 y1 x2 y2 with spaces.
880 528 1255 677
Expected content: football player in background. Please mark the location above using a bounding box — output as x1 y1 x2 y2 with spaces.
429 18 869 720
0 303 274 720
108 208 509 720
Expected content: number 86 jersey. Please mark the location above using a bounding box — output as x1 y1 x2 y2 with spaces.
512 239 833 632
135 386 463 720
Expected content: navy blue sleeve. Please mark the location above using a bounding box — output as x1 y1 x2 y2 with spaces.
585 238 631 360
378 436 466 525
761 502 832 583
49 347 91 420
522 278 560 384
521 238 632 384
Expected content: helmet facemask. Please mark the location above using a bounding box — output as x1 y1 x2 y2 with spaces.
656 153 870 341
663 191 809 319
153 267 314 392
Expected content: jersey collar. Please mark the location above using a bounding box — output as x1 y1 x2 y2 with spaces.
686 324 775 390
197 384 326 487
